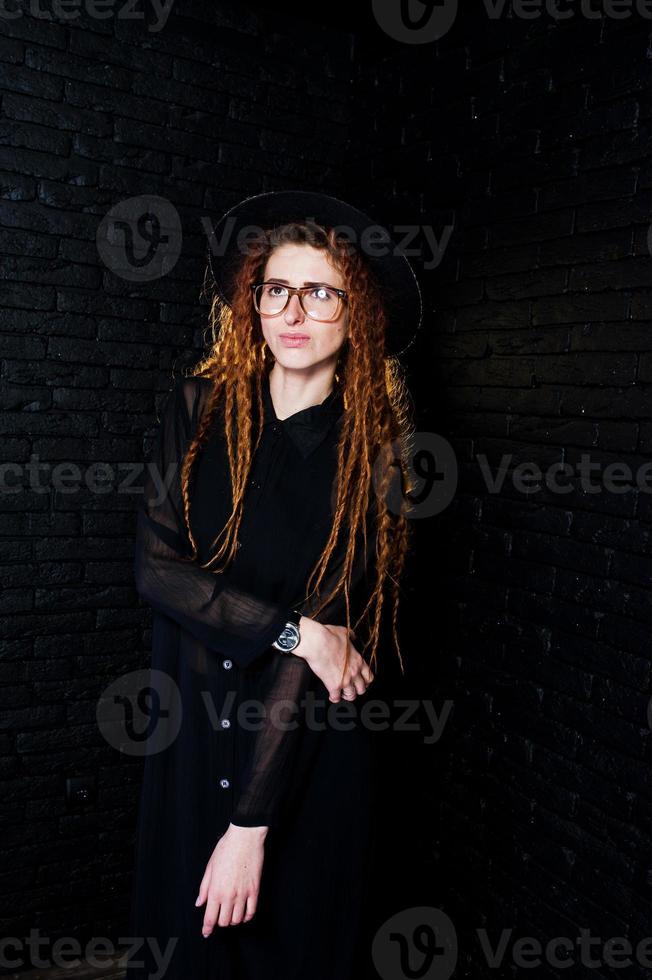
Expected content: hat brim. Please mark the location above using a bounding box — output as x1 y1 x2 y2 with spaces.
205 189 423 358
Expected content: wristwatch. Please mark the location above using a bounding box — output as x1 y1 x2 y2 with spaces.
271 609 302 653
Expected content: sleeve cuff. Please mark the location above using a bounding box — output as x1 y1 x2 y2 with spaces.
229 605 299 668
230 813 275 829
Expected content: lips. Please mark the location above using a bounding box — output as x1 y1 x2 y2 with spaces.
279 333 311 347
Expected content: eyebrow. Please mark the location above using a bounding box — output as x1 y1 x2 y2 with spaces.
265 278 334 287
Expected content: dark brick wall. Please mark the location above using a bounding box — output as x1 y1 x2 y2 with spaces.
351 10 652 979
0 0 363 958
3 1 652 977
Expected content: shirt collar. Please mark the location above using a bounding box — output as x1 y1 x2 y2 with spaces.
262 373 344 458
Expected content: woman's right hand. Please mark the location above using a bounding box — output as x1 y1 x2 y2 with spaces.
294 616 374 703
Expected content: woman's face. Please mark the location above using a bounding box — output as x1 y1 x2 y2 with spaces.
258 243 349 372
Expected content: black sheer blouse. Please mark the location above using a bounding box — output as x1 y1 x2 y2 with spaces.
133 372 376 830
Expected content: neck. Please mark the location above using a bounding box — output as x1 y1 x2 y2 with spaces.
267 362 337 421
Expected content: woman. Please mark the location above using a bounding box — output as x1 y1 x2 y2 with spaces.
126 190 422 980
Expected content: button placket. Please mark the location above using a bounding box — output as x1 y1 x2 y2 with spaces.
251 435 275 501
232 426 279 554
217 671 236 794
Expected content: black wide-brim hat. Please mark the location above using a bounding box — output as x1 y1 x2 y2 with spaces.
205 190 423 358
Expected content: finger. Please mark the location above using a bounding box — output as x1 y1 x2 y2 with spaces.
218 897 235 928
202 893 219 937
341 685 357 701
195 874 209 908
230 897 247 926
196 865 212 914
352 674 367 697
329 687 341 702
243 892 258 923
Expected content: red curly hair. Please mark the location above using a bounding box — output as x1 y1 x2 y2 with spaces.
179 220 416 675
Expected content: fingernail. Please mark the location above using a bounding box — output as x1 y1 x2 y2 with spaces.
195 895 201 906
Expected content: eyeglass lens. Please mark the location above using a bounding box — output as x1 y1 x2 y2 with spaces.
256 284 341 321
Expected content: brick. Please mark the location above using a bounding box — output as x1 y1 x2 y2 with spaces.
0 61 64 100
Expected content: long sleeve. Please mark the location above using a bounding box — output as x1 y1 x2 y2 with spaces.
294 493 378 627
230 500 377 830
134 377 297 668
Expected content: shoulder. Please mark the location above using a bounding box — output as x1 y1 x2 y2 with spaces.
168 374 215 427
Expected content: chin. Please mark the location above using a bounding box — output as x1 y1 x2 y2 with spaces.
273 348 318 368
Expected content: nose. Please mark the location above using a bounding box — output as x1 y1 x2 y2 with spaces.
283 293 305 325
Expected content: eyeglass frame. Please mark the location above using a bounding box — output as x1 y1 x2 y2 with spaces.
250 280 348 322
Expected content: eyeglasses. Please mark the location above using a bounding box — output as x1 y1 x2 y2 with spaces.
251 280 348 322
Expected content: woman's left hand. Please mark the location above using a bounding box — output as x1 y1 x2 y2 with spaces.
195 823 268 935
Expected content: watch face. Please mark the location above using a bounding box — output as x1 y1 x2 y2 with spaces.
274 622 300 652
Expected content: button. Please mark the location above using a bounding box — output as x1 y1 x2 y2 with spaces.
220 778 230 789
221 719 231 729
222 659 233 670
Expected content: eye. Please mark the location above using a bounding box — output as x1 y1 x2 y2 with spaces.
264 283 287 297
310 286 335 302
